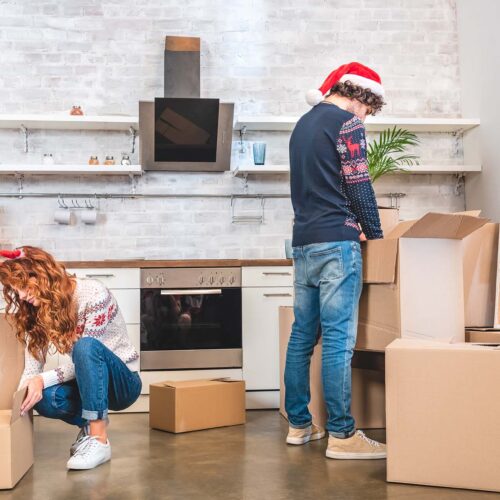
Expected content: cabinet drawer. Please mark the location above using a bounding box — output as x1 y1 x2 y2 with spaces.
113 289 140 324
242 267 294 287
67 268 140 289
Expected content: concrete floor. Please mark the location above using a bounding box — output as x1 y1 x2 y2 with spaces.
0 412 496 500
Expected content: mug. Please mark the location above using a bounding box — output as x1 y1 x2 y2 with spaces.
54 209 72 225
81 210 98 225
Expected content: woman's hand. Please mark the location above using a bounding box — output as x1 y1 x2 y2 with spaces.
20 375 44 415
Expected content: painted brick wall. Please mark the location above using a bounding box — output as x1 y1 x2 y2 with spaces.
0 0 465 260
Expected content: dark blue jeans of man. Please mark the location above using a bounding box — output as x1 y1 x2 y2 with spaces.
34 337 142 427
284 240 362 438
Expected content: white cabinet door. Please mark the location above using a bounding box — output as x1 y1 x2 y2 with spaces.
127 323 140 356
242 287 293 390
112 289 140 324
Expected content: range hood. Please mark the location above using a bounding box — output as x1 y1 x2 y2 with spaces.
139 35 234 172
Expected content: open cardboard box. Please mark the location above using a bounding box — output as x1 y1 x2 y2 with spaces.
358 212 488 351
0 314 34 490
386 339 500 493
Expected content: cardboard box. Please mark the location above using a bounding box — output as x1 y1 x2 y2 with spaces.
378 207 399 236
463 222 499 327
279 307 386 430
358 212 488 351
465 328 500 343
0 315 34 490
149 379 245 433
386 339 500 492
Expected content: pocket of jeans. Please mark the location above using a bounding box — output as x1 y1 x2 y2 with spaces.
311 247 343 280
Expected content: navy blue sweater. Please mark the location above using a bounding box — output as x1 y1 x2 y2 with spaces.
290 102 383 246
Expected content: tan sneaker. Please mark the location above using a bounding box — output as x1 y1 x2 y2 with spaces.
286 424 326 445
326 430 386 460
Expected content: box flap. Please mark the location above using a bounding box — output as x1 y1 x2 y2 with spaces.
154 379 224 389
362 239 398 284
397 213 488 240
10 389 27 424
385 219 418 239
387 338 499 352
454 210 482 217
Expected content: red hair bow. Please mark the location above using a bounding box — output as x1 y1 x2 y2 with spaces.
0 249 23 259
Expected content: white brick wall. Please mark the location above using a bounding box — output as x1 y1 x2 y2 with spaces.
0 0 465 259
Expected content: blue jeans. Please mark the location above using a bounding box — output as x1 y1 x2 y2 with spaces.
284 240 362 438
35 337 142 427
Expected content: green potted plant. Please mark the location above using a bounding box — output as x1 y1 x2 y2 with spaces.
367 126 420 182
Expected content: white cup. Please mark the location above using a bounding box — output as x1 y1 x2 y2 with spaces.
54 209 72 225
81 209 98 225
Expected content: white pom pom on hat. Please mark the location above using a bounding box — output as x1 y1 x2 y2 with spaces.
305 61 384 106
305 89 324 106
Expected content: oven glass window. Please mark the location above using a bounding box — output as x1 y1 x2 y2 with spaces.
140 288 241 351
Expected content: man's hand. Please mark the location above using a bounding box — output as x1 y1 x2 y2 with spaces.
20 375 44 415
359 232 367 242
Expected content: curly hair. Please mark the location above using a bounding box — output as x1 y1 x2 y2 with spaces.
329 80 385 115
0 246 77 362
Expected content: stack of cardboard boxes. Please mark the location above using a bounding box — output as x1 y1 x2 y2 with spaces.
280 211 500 493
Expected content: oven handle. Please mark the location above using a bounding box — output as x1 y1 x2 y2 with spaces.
160 289 223 296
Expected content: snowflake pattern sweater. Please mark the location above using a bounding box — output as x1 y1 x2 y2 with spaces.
19 278 139 389
290 102 383 246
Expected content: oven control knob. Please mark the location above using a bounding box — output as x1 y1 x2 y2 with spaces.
219 276 226 284
199 276 205 285
229 276 235 285
157 275 165 285
146 276 154 285
209 276 215 285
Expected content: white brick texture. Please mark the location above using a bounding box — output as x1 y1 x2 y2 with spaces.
0 0 465 259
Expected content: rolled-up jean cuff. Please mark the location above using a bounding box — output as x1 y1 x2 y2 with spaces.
288 421 312 430
82 409 108 421
329 429 356 439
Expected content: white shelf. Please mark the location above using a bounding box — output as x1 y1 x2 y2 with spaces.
235 116 480 133
0 164 143 175
0 114 138 131
232 165 290 176
232 164 481 176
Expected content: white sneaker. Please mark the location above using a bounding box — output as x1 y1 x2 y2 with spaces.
286 424 326 445
70 425 89 456
67 436 111 470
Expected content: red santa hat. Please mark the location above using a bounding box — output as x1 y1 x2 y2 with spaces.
306 62 384 106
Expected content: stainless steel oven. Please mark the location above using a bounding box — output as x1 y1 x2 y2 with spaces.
140 267 242 370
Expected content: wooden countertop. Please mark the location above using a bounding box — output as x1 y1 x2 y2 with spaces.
62 259 293 269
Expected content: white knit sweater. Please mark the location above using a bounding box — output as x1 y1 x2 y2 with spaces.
19 278 139 389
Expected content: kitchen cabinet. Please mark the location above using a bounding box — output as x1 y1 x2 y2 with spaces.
242 266 294 409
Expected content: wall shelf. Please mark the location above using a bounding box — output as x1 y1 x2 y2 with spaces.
0 164 143 175
232 164 481 176
235 116 481 133
0 114 138 131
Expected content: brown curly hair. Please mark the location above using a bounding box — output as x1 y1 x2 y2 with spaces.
0 246 78 362
329 80 385 115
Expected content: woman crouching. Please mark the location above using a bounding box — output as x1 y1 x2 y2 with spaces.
0 246 141 470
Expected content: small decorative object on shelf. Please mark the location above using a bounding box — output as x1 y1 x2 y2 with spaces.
88 155 99 165
104 155 115 165
70 105 84 116
121 153 131 166
252 142 266 165
42 153 55 165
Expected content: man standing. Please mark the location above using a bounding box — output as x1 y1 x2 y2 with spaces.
284 62 386 459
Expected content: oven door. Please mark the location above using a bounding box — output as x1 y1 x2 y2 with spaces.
140 287 242 370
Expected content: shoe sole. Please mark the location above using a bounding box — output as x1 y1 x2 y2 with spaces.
67 456 111 470
286 431 326 445
325 450 387 460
